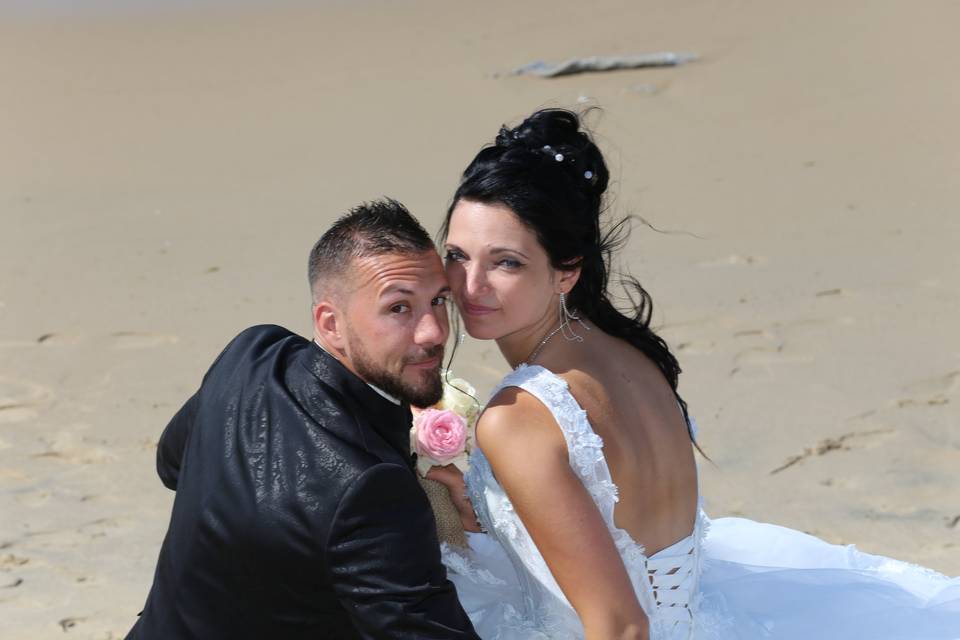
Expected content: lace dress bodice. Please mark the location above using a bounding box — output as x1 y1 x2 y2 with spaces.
458 364 707 640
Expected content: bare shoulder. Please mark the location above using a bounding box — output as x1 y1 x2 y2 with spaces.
553 367 600 394
476 386 567 460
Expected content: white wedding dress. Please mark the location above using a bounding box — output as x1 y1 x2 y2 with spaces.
442 364 960 639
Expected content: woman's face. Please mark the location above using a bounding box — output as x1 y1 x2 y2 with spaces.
444 199 559 341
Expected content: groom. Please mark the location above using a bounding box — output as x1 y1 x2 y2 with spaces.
127 199 478 639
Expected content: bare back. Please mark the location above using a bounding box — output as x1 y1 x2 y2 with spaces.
544 326 699 556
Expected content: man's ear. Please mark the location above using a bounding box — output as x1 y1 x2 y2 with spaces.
556 260 582 295
313 300 345 350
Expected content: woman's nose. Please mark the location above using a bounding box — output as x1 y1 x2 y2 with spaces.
464 264 489 297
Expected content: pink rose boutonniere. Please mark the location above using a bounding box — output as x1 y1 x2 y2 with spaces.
410 374 479 477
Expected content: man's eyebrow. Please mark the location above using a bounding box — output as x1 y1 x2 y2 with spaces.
380 285 415 297
381 284 451 297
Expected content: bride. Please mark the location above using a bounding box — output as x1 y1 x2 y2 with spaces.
431 108 960 639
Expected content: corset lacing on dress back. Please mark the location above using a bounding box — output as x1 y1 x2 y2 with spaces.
643 520 704 638
649 540 699 625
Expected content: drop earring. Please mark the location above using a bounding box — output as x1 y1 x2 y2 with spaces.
559 292 589 342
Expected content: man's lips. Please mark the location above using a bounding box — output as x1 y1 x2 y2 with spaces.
406 356 441 369
461 301 498 316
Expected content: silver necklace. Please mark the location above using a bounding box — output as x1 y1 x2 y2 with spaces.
522 325 565 365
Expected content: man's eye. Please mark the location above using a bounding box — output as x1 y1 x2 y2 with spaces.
432 296 450 306
390 303 410 314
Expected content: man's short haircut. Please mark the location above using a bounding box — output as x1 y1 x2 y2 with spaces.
308 198 434 303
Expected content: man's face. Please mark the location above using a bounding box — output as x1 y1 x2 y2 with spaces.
339 249 451 407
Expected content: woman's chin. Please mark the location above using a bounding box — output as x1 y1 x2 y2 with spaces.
459 317 501 341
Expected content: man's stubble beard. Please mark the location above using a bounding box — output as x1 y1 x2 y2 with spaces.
347 332 445 408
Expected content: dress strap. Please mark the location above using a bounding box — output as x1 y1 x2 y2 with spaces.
490 364 620 522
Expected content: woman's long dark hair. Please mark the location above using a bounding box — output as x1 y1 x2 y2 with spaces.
440 108 699 447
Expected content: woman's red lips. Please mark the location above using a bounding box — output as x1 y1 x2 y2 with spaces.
462 301 498 316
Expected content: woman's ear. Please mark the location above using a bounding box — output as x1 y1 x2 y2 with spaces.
556 259 582 295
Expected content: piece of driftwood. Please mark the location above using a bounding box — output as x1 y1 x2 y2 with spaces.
512 52 698 78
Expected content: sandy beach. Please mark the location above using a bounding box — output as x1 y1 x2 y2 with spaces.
1 1 958 637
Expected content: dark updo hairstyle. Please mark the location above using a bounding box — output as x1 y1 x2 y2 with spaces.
441 108 697 445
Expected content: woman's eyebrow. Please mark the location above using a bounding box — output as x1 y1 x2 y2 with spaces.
490 247 530 259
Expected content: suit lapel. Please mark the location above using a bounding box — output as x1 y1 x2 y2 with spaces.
292 342 414 470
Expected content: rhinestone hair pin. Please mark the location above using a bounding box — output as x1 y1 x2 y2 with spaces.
540 144 593 180
541 145 563 162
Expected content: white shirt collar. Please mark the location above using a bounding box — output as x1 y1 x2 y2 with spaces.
313 339 402 405
365 382 403 406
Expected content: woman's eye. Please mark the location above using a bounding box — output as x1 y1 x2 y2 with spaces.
390 303 410 314
497 258 523 269
432 296 450 307
444 250 464 262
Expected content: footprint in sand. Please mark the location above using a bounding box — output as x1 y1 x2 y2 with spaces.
32 430 116 465
732 328 777 340
814 288 847 298
819 477 857 489
109 331 179 349
672 340 715 356
769 428 896 475
76 517 128 538
0 405 39 424
0 554 29 591
0 553 30 569
20 517 130 551
733 346 814 367
903 370 959 395
0 339 41 348
58 617 86 632
696 254 766 267
14 489 52 508
660 317 726 356
772 316 858 330
0 467 29 481
137 437 161 452
36 332 85 346
0 378 52 424
730 327 808 371
0 333 85 348
1 576 24 589
895 370 959 408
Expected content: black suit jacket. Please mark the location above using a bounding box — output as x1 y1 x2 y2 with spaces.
128 325 478 639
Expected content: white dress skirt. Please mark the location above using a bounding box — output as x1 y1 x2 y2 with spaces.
442 365 960 639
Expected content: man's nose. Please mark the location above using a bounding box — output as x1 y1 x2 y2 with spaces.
415 306 448 347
